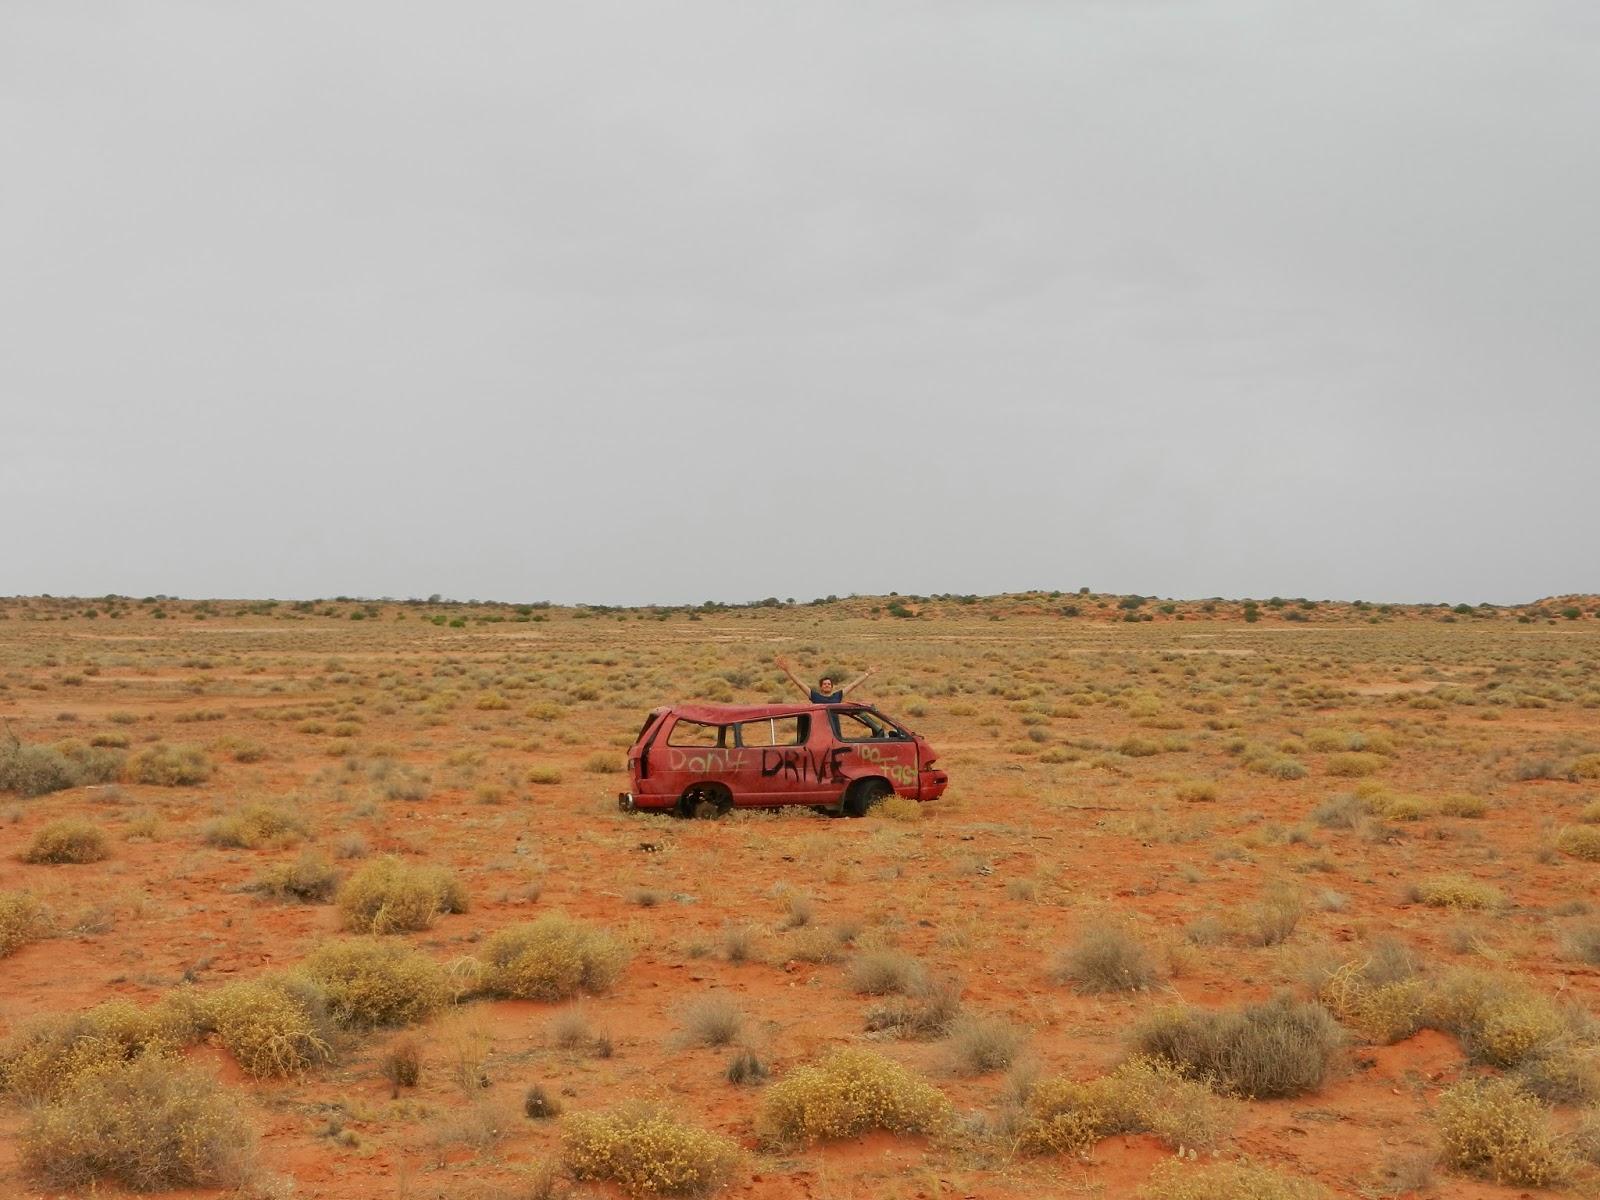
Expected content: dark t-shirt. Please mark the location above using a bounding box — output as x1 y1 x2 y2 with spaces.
810 688 844 705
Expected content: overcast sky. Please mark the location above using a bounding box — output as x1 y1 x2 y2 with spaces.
3 2 1597 606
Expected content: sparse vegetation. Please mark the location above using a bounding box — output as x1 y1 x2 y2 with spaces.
563 1101 741 1196
1017 1056 1229 1156
758 1048 951 1145
20 1058 254 1190
336 855 467 933
22 819 109 863
300 938 452 1028
1131 996 1344 1098
1053 924 1158 993
479 914 629 1000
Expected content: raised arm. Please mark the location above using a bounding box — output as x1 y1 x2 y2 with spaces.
840 666 877 696
775 656 810 699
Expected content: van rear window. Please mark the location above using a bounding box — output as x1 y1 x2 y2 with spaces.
666 720 727 748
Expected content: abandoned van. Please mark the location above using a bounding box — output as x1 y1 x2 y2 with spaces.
618 701 949 818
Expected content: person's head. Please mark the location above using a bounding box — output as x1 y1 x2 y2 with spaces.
817 676 835 695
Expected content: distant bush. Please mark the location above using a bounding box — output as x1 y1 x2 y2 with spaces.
758 1048 950 1146
300 938 451 1028
251 850 339 903
0 735 127 796
584 753 622 775
1175 780 1218 803
1318 942 1427 1044
944 1013 1027 1076
202 802 308 850
563 1101 741 1197
846 949 928 997
1138 1160 1327 1200
22 819 108 864
1017 1056 1228 1156
676 996 744 1048
1557 826 1600 862
1439 793 1488 818
1435 1076 1573 1187
202 976 334 1077
0 891 50 957
127 744 212 786
1427 969 1568 1068
479 914 629 1001
337 855 467 933
528 766 564 786
20 1059 253 1191
1131 997 1343 1099
1326 752 1385 778
1409 874 1503 910
1052 924 1158 994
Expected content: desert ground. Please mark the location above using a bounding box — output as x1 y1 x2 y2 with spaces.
3 591 1600 1200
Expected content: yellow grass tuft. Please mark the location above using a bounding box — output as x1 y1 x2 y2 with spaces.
300 938 452 1028
563 1101 742 1196
337 855 467 933
758 1048 951 1146
479 914 629 1001
1435 1076 1573 1187
20 1058 254 1190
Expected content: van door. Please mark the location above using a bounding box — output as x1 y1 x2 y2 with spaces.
735 713 814 806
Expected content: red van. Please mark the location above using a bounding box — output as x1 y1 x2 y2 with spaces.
618 701 948 818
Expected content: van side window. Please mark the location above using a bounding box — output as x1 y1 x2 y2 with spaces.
831 711 883 741
736 715 807 748
667 720 727 748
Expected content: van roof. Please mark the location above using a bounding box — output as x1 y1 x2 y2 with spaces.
664 701 868 724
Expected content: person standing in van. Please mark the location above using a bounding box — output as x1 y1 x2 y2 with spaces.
777 657 875 704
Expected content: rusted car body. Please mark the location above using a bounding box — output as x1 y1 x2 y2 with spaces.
618 701 948 817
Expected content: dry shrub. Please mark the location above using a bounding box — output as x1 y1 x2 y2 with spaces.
865 975 963 1040
758 1048 951 1145
1427 969 1568 1067
337 855 467 933
847 949 928 996
1434 1076 1574 1187
677 996 744 1048
127 743 212 786
1557 825 1600 862
480 914 629 1001
1139 1159 1327 1200
20 1058 253 1190
945 1014 1027 1075
202 976 334 1077
1017 1056 1228 1156
563 1101 741 1196
251 850 339 903
381 1037 423 1089
0 891 50 956
1409 874 1503 910
1052 924 1158 994
202 802 308 850
869 794 923 822
0 997 195 1103
1326 752 1385 778
1318 940 1428 1044
1237 886 1304 947
525 1083 562 1118
1131 996 1343 1099
301 938 452 1028
1 744 74 796
1175 780 1218 803
1439 793 1488 818
22 819 108 864
1514 1044 1600 1105
1563 922 1600 966
725 1051 769 1086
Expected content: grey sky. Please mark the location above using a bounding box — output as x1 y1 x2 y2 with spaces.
4 2 1597 606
